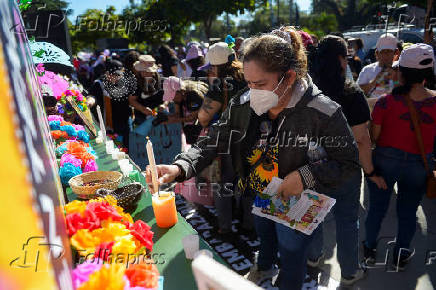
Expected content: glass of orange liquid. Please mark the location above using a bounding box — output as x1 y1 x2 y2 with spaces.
152 191 178 228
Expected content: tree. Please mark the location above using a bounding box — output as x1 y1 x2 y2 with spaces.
300 12 338 37
29 0 71 14
129 0 267 42
70 6 127 52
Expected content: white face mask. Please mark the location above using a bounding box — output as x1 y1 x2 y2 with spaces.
250 75 286 116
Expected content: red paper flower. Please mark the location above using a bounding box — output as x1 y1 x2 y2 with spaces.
66 210 100 236
130 220 154 251
94 241 115 262
86 201 123 222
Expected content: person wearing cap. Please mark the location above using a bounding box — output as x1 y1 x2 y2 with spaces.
163 77 208 144
128 55 164 137
363 43 436 270
197 41 246 128
357 33 398 99
185 45 207 80
196 41 249 237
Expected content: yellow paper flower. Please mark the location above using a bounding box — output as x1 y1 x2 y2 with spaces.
112 235 137 255
78 264 126 290
89 196 118 206
120 212 134 224
71 229 101 255
65 200 87 215
92 222 131 244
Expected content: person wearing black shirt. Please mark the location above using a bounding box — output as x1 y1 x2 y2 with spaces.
88 60 136 148
309 35 384 284
158 45 179 77
129 55 164 124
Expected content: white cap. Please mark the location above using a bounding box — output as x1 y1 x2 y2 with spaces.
399 43 434 69
206 42 233 65
376 33 397 52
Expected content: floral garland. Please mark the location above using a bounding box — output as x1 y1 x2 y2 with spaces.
48 115 90 145
65 198 154 255
67 198 157 289
57 141 98 185
57 89 88 115
65 198 158 289
73 261 160 290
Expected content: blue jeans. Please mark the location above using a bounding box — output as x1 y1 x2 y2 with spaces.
307 171 361 277
254 215 316 290
365 147 432 255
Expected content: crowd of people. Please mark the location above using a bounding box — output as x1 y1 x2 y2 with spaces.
70 28 435 289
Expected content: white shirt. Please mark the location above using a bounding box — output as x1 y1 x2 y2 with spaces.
357 61 393 98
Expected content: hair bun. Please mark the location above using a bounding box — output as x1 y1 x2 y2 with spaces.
271 29 292 44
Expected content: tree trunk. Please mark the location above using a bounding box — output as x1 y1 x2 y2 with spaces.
424 0 434 43
204 15 213 41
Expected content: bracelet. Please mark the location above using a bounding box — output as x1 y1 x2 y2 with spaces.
364 169 377 177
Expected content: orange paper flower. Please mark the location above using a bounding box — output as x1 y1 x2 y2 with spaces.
51 130 68 140
78 264 126 290
125 263 159 289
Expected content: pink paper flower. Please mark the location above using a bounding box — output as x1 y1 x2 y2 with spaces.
36 63 45 73
73 124 85 131
72 261 103 289
48 115 64 122
83 159 98 172
60 153 82 168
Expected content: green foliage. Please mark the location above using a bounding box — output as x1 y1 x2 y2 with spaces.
300 12 339 37
70 6 127 52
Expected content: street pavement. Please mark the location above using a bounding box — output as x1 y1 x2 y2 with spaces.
316 177 436 290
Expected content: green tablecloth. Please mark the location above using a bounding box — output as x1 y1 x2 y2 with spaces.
66 140 224 290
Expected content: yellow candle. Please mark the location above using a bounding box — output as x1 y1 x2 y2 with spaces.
152 192 178 228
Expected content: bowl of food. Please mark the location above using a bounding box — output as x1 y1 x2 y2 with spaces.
69 171 123 199
96 182 144 213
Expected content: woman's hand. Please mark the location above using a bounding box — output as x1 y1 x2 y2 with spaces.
277 171 304 199
368 175 388 190
144 164 181 193
141 107 154 116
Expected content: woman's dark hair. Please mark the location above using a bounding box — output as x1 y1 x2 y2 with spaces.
311 35 348 97
355 38 364 50
392 66 435 95
215 60 245 82
124 51 140 72
158 44 175 60
243 27 307 80
186 56 205 71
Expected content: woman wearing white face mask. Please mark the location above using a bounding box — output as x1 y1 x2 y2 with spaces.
146 28 360 289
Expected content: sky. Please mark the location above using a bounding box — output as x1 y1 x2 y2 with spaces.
68 0 312 23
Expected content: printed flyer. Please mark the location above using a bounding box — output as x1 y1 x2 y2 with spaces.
252 177 336 235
